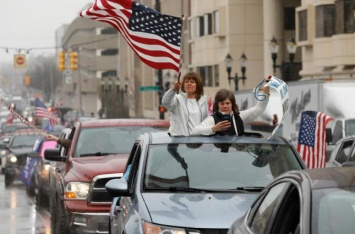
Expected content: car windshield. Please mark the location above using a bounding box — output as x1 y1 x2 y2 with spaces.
313 187 355 234
11 135 42 148
144 143 303 190
74 126 168 157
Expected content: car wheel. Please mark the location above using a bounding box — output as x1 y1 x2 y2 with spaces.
4 174 12 187
36 188 48 208
55 198 70 234
50 194 57 234
26 180 36 197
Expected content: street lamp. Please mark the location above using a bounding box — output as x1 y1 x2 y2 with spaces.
225 53 248 91
269 36 297 80
225 54 233 85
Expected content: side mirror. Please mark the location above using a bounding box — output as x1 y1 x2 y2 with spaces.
3 138 10 144
325 128 332 144
105 178 130 197
44 148 66 162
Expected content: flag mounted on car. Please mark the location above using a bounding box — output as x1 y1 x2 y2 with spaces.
34 98 59 127
80 0 183 72
297 111 333 169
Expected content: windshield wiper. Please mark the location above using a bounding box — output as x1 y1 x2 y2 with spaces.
79 152 110 157
234 186 264 192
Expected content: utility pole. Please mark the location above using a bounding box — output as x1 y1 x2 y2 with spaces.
155 0 164 120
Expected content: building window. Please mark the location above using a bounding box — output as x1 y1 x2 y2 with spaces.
298 10 307 41
101 27 118 35
284 7 296 30
214 65 219 86
196 16 204 37
197 65 218 87
204 13 212 35
213 10 219 33
335 0 355 34
316 5 335 38
101 49 118 56
102 70 117 78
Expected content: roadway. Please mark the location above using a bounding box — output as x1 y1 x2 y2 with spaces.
0 174 51 234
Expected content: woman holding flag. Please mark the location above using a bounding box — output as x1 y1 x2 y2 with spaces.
162 72 208 136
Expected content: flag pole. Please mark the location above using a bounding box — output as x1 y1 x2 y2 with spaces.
8 106 46 136
177 14 185 83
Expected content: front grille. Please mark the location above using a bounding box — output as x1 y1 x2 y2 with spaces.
88 173 122 203
186 229 228 234
16 154 28 167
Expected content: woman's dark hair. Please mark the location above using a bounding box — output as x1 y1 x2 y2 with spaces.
212 89 239 113
181 72 204 100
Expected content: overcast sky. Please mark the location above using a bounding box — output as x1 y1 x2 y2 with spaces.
0 0 94 65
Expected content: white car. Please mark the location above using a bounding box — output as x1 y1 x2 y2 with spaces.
326 136 355 167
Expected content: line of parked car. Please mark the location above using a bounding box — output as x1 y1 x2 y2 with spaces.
2 114 354 234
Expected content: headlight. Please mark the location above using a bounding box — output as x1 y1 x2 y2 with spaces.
44 164 51 171
0 150 7 156
143 221 186 234
65 182 90 200
7 154 17 163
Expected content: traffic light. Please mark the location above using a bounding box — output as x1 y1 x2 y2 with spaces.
24 76 31 87
58 51 66 71
159 105 166 113
69 52 78 70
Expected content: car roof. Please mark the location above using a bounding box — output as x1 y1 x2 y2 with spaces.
145 131 287 145
279 167 355 189
78 118 170 128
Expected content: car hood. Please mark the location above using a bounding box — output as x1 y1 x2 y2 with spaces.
142 192 258 228
69 154 128 181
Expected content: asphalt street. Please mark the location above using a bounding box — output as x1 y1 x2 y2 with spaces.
0 174 51 234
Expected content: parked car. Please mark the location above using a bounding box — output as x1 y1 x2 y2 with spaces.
326 136 355 167
105 131 306 234
44 119 170 234
227 166 355 234
3 129 45 186
26 139 57 207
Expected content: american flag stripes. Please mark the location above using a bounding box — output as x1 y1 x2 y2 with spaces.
297 111 333 169
8 105 30 125
80 0 183 72
34 98 59 127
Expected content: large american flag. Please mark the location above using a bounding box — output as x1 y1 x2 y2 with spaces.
297 111 333 168
35 98 59 127
80 0 182 72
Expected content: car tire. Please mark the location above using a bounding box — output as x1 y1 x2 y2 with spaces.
36 188 48 208
4 174 12 187
50 194 57 234
55 198 70 234
26 180 36 197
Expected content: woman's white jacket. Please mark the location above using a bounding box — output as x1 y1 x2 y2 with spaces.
162 88 208 136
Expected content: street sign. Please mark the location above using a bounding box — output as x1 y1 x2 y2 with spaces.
139 86 160 91
14 54 27 68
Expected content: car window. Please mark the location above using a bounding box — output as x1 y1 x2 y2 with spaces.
144 143 303 190
349 145 355 162
250 183 289 234
11 134 42 147
335 140 354 164
314 187 355 234
74 126 166 157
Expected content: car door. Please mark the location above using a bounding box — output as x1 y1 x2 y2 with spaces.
246 182 291 234
117 142 142 234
